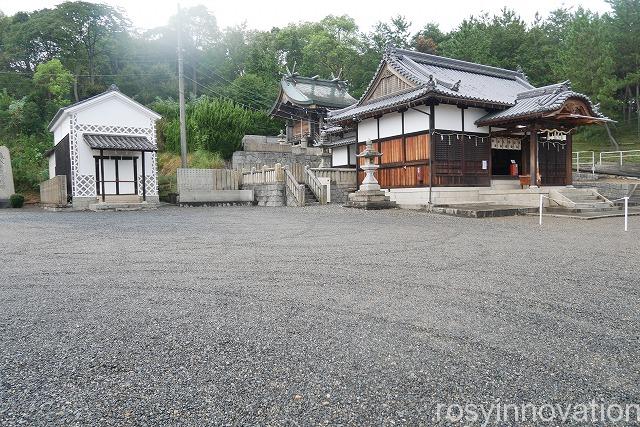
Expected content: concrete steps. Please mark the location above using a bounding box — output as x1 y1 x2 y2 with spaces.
89 202 157 212
304 185 319 206
552 188 614 212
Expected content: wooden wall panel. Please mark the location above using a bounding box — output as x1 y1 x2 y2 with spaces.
405 134 430 161
293 120 309 137
357 143 380 165
380 138 403 164
359 165 430 188
432 133 491 187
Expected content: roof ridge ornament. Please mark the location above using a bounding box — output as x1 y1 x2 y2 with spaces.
427 74 436 89
108 84 119 92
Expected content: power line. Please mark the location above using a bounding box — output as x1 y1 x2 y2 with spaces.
190 64 328 126
0 71 176 77
191 62 277 108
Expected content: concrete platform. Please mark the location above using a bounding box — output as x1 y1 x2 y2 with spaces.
531 206 640 220
88 202 158 212
397 202 538 218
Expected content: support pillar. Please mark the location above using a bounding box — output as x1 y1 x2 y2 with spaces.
100 149 105 202
529 130 538 187
141 151 147 201
565 132 573 185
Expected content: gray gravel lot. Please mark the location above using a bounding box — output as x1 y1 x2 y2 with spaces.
1 205 639 426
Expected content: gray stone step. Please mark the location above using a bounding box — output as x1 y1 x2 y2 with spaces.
89 202 157 212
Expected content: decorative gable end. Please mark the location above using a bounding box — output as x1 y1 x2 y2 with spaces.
362 65 414 104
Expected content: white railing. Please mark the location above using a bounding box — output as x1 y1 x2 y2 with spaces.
241 164 284 185
599 149 640 166
310 168 358 186
538 194 630 231
284 166 305 206
573 151 595 174
304 165 328 205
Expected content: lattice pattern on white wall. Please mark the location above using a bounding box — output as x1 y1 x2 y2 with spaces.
145 175 157 196
74 123 153 136
69 119 158 198
75 174 96 197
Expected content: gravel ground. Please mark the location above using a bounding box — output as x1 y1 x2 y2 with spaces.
1 205 639 426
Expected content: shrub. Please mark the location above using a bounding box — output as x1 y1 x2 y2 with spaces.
9 194 25 208
157 150 225 176
153 96 282 158
1 134 49 192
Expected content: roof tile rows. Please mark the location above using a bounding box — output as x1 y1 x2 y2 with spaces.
328 47 606 125
84 133 157 151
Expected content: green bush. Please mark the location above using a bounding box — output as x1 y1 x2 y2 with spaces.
152 96 282 158
1 134 49 192
9 194 25 208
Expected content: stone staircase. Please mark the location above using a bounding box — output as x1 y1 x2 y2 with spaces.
89 196 157 211
304 184 320 206
548 188 618 213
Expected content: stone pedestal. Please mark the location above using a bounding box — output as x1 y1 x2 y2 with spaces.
345 189 396 210
344 139 397 210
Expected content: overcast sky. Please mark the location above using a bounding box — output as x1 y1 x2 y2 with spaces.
1 0 611 32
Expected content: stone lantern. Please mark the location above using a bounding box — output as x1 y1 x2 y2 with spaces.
345 140 396 209
277 129 287 145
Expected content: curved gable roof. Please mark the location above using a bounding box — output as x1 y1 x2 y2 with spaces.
329 47 534 122
279 75 357 109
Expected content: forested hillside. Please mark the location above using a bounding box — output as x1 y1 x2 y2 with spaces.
1 1 639 192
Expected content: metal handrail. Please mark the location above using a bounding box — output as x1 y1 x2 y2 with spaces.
304 165 327 205
598 149 640 166
538 193 630 231
572 151 595 173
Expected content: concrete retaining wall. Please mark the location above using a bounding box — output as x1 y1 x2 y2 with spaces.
243 183 286 207
177 168 252 204
232 151 327 171
39 175 67 206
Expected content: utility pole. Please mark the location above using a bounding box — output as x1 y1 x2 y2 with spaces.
177 4 188 168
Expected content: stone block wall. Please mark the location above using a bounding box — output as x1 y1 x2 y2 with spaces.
232 151 327 171
40 175 67 206
243 183 286 207
331 183 357 204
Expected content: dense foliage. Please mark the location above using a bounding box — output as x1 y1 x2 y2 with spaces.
1 1 640 191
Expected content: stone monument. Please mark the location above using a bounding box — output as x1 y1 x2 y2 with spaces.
345 140 396 209
0 146 15 208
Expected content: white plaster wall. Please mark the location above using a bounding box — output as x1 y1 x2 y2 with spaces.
77 133 97 175
348 144 357 165
464 107 491 133
75 95 151 128
48 155 56 179
404 107 430 134
53 119 70 144
332 146 348 166
378 112 402 138
435 104 462 131
358 118 377 142
143 152 154 176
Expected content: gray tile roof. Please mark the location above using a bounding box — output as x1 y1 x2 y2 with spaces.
476 81 609 125
329 87 430 121
329 47 535 122
280 75 357 109
84 133 157 151
322 136 357 148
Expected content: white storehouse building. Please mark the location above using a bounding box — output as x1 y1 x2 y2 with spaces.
47 85 161 209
